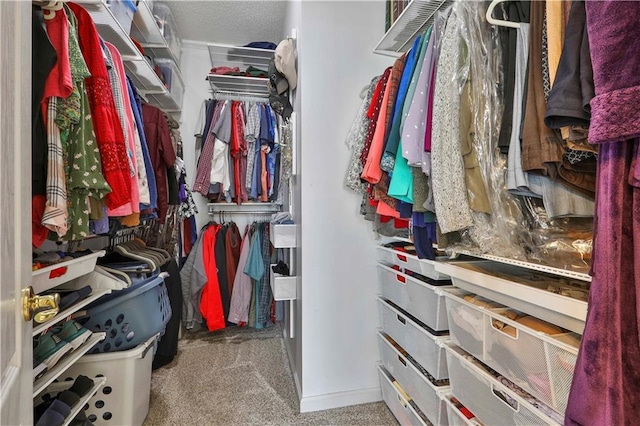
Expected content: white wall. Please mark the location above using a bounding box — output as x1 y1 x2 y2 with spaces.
179 41 215 230
298 1 392 412
282 0 304 405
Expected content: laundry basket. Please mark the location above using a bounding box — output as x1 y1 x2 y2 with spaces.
78 273 171 354
60 334 157 426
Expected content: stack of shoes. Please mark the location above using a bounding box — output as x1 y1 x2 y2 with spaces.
34 375 95 426
33 321 93 375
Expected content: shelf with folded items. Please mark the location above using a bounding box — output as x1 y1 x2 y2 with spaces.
33 332 107 397
34 377 107 426
33 289 112 336
208 75 271 97
373 0 453 57
32 250 106 295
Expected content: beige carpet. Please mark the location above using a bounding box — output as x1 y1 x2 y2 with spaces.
144 324 397 425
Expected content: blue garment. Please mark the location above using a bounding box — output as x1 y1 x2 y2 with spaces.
198 100 216 160
244 228 264 281
127 76 158 211
382 34 423 160
267 107 278 197
251 105 269 199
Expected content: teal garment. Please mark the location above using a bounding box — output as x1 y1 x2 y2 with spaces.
424 211 436 223
243 230 264 281
388 144 414 204
381 33 425 171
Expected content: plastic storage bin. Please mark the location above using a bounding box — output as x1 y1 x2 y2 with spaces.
152 3 182 62
269 266 297 301
78 274 171 354
59 335 157 426
107 0 137 34
153 57 184 108
377 263 451 331
270 224 297 248
442 288 579 414
378 297 449 380
378 365 429 426
378 332 449 426
32 250 106 294
444 342 561 425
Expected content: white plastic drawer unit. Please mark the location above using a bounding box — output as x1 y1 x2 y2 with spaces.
32 250 106 294
376 245 450 280
442 288 580 415
378 365 430 426
377 332 449 426
269 265 297 301
377 297 449 380
434 260 588 334
269 224 298 248
444 343 563 426
377 263 452 331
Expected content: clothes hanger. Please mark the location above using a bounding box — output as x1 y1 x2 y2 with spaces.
114 244 157 271
131 237 172 262
486 0 521 29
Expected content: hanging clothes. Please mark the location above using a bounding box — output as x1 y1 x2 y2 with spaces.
197 223 225 331
228 226 252 325
142 103 176 222
566 3 640 424
68 2 132 210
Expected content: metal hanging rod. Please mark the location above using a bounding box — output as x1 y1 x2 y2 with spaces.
207 203 282 215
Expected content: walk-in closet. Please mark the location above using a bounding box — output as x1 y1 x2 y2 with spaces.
2 0 639 425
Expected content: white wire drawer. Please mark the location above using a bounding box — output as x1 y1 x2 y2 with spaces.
378 331 449 426
377 263 451 331
378 297 449 380
434 260 588 334
376 245 450 280
444 343 562 426
378 365 430 426
441 288 579 415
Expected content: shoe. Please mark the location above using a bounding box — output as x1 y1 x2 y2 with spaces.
35 399 71 426
271 261 290 276
68 375 94 398
54 321 92 351
33 333 74 370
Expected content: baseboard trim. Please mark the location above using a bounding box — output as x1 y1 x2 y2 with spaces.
282 326 302 403
299 386 382 413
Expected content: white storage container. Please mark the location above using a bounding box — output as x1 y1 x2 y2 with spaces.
378 365 429 426
442 288 579 414
440 393 483 426
376 245 450 280
152 3 182 62
107 0 137 34
58 335 157 426
378 297 448 380
378 332 449 426
270 224 297 248
441 288 492 360
377 263 451 331
32 250 106 294
270 266 297 301
444 343 561 425
153 57 184 109
435 260 588 334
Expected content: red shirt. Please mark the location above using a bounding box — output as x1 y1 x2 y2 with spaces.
68 3 131 210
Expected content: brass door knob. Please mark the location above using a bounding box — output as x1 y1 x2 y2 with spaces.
22 287 60 323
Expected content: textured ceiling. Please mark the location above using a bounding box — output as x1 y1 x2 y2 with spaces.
163 1 287 45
